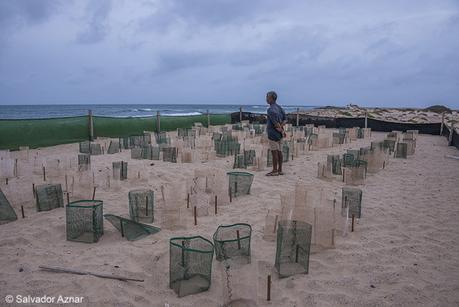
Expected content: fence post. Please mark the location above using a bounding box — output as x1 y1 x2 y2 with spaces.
156 111 161 133
88 110 94 141
440 112 445 135
448 123 454 146
296 107 300 126
207 109 210 127
239 107 243 122
364 111 368 129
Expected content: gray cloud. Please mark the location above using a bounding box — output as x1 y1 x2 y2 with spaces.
76 0 112 44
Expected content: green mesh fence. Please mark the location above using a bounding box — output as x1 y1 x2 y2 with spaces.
275 220 312 278
0 116 89 150
341 187 362 218
213 223 252 263
162 147 178 163
0 114 230 150
66 200 104 243
90 143 102 155
233 154 247 169
177 128 196 138
327 155 342 175
78 154 90 171
131 148 143 159
128 189 154 223
395 143 408 158
383 139 396 154
233 150 257 169
169 236 214 297
342 153 355 167
267 145 289 167
0 189 17 224
104 214 160 241
214 139 241 157
113 161 128 180
35 184 64 212
142 145 160 160
107 140 120 154
79 141 90 154
227 172 254 197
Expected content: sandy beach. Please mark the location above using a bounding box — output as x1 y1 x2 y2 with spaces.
0 124 458 307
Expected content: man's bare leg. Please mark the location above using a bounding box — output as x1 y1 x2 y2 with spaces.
278 150 283 173
272 150 278 173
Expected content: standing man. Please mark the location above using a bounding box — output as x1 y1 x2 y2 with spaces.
266 91 287 176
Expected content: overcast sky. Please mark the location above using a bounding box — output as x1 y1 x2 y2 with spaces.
0 0 458 108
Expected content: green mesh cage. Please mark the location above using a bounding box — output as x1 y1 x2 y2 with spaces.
35 184 64 212
129 135 149 148
162 147 178 163
341 187 362 218
142 145 160 160
327 155 342 175
128 189 154 223
351 159 368 174
156 132 170 145
243 150 256 166
357 128 365 139
66 200 104 243
78 154 90 171
104 214 160 241
79 141 90 154
107 140 120 154
275 220 312 278
113 161 128 180
169 236 214 297
90 143 102 155
227 172 254 197
233 154 247 169
214 140 241 157
395 143 408 158
177 128 196 138
347 149 360 160
251 124 265 135
267 145 289 167
119 137 132 149
213 223 252 264
383 139 396 154
0 189 17 224
131 148 143 159
342 153 355 167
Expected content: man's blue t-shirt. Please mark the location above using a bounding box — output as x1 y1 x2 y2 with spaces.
267 103 286 141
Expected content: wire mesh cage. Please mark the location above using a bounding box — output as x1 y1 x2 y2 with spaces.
342 187 362 219
214 140 241 157
227 172 254 198
213 223 252 264
328 154 342 175
383 139 396 154
142 145 160 160
131 148 143 159
267 145 289 167
90 143 102 155
156 132 170 145
343 164 366 186
403 138 416 155
107 140 120 154
162 147 178 163
233 154 247 169
395 142 408 158
78 154 90 172
129 189 154 223
66 200 103 243
275 220 312 278
35 184 64 212
169 236 214 297
112 161 128 181
79 141 90 154
0 189 17 225
104 214 160 241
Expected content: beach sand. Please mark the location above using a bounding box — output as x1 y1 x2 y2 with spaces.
0 130 458 306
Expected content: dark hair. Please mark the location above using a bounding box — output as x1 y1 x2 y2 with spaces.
266 91 277 102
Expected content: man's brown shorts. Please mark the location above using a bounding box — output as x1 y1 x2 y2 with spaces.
268 139 281 151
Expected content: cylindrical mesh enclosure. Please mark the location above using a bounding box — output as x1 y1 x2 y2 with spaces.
142 145 160 160
79 141 90 154
162 147 178 163
66 200 103 243
0 189 17 225
213 223 252 264
275 220 312 278
129 189 154 223
227 172 254 197
169 236 214 297
90 143 102 155
342 187 362 218
395 143 408 158
35 184 64 212
112 161 127 180
78 154 90 171
107 140 120 154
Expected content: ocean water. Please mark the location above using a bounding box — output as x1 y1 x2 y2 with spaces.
0 104 316 119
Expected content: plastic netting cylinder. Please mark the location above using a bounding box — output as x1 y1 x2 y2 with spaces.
213 223 252 263
169 236 214 297
113 161 128 180
0 189 17 225
342 187 362 218
227 172 254 197
162 147 178 163
128 189 154 223
395 142 408 158
275 220 312 278
35 184 64 212
66 200 104 243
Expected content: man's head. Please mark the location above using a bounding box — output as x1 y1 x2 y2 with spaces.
266 91 277 105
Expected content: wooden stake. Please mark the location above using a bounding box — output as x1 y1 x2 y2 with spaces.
14 159 18 177
66 192 70 205
21 206 25 218
92 186 96 200
187 193 190 208
267 275 271 301
331 229 335 246
181 241 186 267
43 166 46 181
214 195 217 215
236 230 241 249
273 215 278 233
295 245 300 262
193 206 197 225
120 220 125 237
5 178 7 185
351 214 355 232
145 196 149 216
229 187 232 203
32 183 35 199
